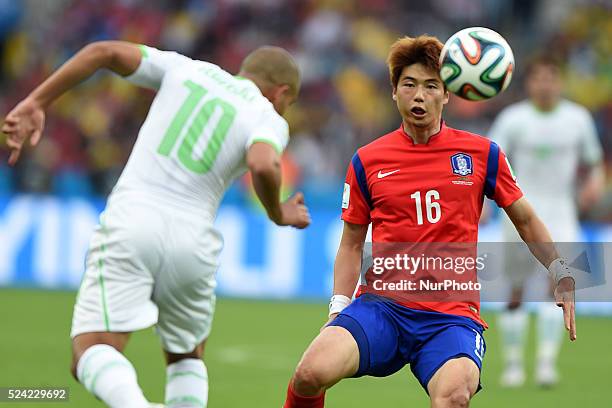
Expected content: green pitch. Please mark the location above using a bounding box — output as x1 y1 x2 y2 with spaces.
0 289 609 407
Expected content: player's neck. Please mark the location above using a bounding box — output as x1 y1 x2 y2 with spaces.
402 119 442 144
531 99 560 113
237 71 264 93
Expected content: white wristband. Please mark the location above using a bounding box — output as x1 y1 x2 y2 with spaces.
329 295 351 317
548 258 574 284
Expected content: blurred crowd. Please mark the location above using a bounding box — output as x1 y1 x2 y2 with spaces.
0 0 610 218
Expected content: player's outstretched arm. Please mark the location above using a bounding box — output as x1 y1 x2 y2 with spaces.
2 41 142 165
325 222 368 328
247 142 310 229
504 197 577 341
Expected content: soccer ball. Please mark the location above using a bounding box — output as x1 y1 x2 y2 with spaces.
439 27 514 101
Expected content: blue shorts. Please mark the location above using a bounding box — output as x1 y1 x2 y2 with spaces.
328 294 486 393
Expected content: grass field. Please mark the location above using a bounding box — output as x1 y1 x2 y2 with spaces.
1 289 610 407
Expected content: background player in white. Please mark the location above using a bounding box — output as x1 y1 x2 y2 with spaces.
489 56 604 387
2 41 311 407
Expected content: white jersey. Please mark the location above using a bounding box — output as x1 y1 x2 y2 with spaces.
72 45 290 350
489 99 602 240
112 45 289 221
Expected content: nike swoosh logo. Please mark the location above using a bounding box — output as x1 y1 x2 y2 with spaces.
377 169 400 178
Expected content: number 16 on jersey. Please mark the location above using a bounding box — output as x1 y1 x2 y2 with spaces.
410 190 441 225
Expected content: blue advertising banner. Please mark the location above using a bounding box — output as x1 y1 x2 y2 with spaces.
0 195 343 297
1 195 611 315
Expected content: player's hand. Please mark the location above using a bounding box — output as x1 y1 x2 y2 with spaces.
321 313 339 332
2 98 45 166
279 192 311 229
554 276 576 341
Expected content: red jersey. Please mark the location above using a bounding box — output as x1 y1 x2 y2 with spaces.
341 122 523 327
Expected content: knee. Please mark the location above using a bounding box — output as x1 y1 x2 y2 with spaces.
165 342 205 365
433 388 471 408
292 360 326 396
449 389 471 407
70 357 79 381
70 344 85 381
70 341 88 381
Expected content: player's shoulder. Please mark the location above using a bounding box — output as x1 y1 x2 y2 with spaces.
558 99 591 118
195 63 278 112
194 59 223 72
252 88 287 126
356 128 402 158
247 96 289 141
262 106 289 134
191 60 236 83
163 56 212 81
146 45 198 70
445 124 493 150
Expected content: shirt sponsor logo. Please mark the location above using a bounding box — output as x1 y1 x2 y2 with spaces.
450 153 473 176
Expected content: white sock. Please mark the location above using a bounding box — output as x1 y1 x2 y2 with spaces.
76 344 149 408
498 308 528 368
536 302 564 366
165 358 208 408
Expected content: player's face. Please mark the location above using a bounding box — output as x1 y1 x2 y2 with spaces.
527 64 562 110
393 63 449 128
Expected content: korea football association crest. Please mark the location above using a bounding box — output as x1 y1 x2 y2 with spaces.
450 153 473 176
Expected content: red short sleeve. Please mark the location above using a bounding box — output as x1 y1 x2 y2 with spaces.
341 153 371 224
486 142 523 208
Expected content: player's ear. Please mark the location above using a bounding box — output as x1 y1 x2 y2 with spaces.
273 84 290 100
392 90 397 101
273 84 295 115
442 88 449 105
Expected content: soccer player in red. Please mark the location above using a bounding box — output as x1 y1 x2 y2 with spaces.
283 35 576 408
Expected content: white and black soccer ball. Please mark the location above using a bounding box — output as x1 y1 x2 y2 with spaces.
439 27 514 101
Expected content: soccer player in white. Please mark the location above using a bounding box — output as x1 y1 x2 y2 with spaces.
489 56 604 387
2 41 311 407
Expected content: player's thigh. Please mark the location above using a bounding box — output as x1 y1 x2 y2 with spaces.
328 294 407 377
71 207 162 339
411 323 485 394
154 221 222 354
155 269 216 355
294 326 360 389
428 357 480 407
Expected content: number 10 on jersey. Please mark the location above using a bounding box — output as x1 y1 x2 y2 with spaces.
410 190 441 225
158 80 236 174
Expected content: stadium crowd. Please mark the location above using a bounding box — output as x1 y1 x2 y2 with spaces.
0 0 610 219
